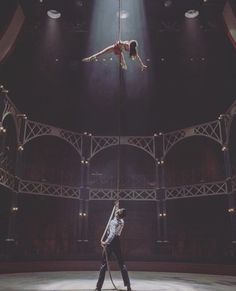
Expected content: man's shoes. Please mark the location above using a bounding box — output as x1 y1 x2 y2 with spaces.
94 288 101 291
127 287 132 291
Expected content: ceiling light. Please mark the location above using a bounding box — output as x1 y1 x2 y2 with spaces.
185 10 199 19
164 0 173 8
47 10 61 19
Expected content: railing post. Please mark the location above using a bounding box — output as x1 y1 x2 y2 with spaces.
78 132 91 243
155 132 168 243
220 115 236 243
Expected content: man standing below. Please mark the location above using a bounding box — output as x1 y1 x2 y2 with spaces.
95 207 131 291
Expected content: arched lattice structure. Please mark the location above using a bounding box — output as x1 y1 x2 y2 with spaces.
162 120 223 159
1 94 22 145
90 135 156 160
0 90 235 244
19 135 82 199
0 113 18 191
22 120 83 158
164 136 225 187
0 91 234 201
89 145 156 186
89 145 156 200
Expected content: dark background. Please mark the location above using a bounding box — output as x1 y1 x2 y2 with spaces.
0 0 236 263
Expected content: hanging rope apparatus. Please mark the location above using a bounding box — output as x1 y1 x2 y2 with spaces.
99 1 123 290
118 0 122 41
100 201 120 290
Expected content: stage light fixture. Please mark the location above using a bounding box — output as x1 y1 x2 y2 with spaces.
0 126 6 133
18 145 24 151
47 10 61 19
185 10 199 19
16 113 27 119
164 0 173 8
222 145 227 151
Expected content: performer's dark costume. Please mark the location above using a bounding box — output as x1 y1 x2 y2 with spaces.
96 216 131 290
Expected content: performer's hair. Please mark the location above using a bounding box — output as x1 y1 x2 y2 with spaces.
117 208 126 218
129 40 137 58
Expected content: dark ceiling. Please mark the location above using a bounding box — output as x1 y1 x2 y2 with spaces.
0 0 236 135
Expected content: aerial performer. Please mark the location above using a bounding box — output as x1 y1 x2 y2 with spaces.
82 40 147 71
94 203 131 291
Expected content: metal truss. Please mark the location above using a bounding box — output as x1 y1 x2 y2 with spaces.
163 120 222 157
90 135 155 159
0 167 15 191
0 163 231 201
23 120 83 156
19 179 80 199
89 188 157 200
90 136 119 158
224 100 236 144
165 180 228 200
163 130 186 157
231 175 236 192
2 95 21 123
121 136 155 158
193 120 222 144
1 95 21 142
0 152 9 170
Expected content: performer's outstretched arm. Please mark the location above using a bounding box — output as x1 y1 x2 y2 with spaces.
82 45 114 62
136 54 147 71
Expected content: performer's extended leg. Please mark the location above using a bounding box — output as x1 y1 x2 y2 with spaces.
82 46 114 62
112 237 131 289
96 246 112 290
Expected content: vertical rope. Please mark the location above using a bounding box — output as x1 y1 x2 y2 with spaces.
118 0 121 41
116 0 122 204
116 94 121 203
101 2 123 290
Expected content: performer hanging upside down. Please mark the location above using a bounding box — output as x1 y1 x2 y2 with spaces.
95 206 131 291
82 40 147 71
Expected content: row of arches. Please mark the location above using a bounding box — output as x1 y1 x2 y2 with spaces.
1 113 235 188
